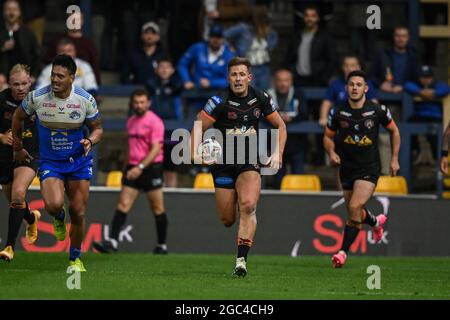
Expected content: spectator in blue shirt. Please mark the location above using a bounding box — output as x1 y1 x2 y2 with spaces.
267 69 308 188
224 5 278 90
370 25 419 93
405 65 450 162
121 21 166 85
177 24 235 91
319 54 378 127
146 57 184 187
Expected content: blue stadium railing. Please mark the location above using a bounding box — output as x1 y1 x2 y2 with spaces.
96 86 444 196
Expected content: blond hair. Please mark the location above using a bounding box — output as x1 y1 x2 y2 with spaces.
9 64 30 78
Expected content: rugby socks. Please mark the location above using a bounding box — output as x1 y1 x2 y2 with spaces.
154 212 168 245
340 222 361 253
22 202 35 225
55 208 65 221
111 210 127 241
6 203 26 249
237 238 253 261
362 207 377 227
69 246 81 261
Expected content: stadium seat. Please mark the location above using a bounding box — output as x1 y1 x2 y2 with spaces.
31 176 40 186
193 173 214 189
374 176 408 195
106 171 123 187
280 174 321 192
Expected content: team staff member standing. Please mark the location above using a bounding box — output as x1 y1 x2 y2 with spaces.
440 119 450 174
324 70 401 268
192 57 286 277
0 64 40 261
94 89 168 254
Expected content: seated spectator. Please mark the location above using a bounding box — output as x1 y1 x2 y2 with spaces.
319 54 378 127
46 11 100 84
147 57 183 187
224 5 278 90
121 21 166 85
405 65 450 162
267 69 308 188
371 25 419 93
0 73 8 91
286 5 336 86
177 24 235 91
0 0 41 82
37 38 98 96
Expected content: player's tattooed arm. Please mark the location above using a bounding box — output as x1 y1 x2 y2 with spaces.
11 107 33 162
81 116 103 156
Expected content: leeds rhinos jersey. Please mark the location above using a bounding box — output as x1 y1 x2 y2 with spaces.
21 85 99 161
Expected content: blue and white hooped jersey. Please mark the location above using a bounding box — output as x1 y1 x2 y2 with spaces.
21 85 100 161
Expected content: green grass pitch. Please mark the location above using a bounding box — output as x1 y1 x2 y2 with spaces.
1 253 449 299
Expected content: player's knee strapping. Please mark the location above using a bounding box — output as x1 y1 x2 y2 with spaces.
10 200 26 209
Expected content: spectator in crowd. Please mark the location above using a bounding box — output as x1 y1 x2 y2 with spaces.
0 0 40 82
0 73 8 91
371 25 419 93
319 54 378 127
146 57 183 187
121 21 166 85
268 69 308 188
37 38 98 96
405 65 450 162
287 5 336 86
224 5 278 90
178 24 235 92
46 11 101 84
200 0 252 40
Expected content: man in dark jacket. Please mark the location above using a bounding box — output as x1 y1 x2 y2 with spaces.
370 25 419 93
0 0 41 81
287 6 336 86
121 21 166 85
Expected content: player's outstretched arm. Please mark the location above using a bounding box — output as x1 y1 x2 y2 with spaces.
440 120 450 174
265 111 287 170
11 107 32 162
82 117 103 156
385 121 401 177
323 128 340 166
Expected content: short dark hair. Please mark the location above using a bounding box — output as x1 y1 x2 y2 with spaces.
130 88 150 100
52 54 77 75
157 56 173 65
227 57 251 72
393 24 409 33
346 70 367 84
303 5 319 15
57 37 76 48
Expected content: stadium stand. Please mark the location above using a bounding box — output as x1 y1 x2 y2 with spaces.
31 176 40 187
193 173 214 189
374 176 408 195
280 174 321 192
106 171 123 187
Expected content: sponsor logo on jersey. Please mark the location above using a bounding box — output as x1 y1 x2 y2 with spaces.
243 115 248 122
254 108 261 118
270 98 277 111
359 135 373 146
43 102 57 108
354 124 360 131
215 176 234 185
365 119 375 129
226 126 257 135
228 100 240 107
51 131 68 137
340 111 352 117
340 121 349 128
41 112 55 118
59 105 65 111
248 98 257 106
204 99 216 114
344 135 357 145
227 111 238 120
22 129 33 138
66 104 80 109
211 96 222 104
69 111 81 120
362 111 375 117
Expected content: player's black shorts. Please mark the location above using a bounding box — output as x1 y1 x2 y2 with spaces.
211 164 260 189
122 163 163 192
0 159 39 185
339 165 380 191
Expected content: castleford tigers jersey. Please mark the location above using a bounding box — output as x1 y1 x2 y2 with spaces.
326 99 393 168
201 86 278 165
0 88 38 162
21 85 99 161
